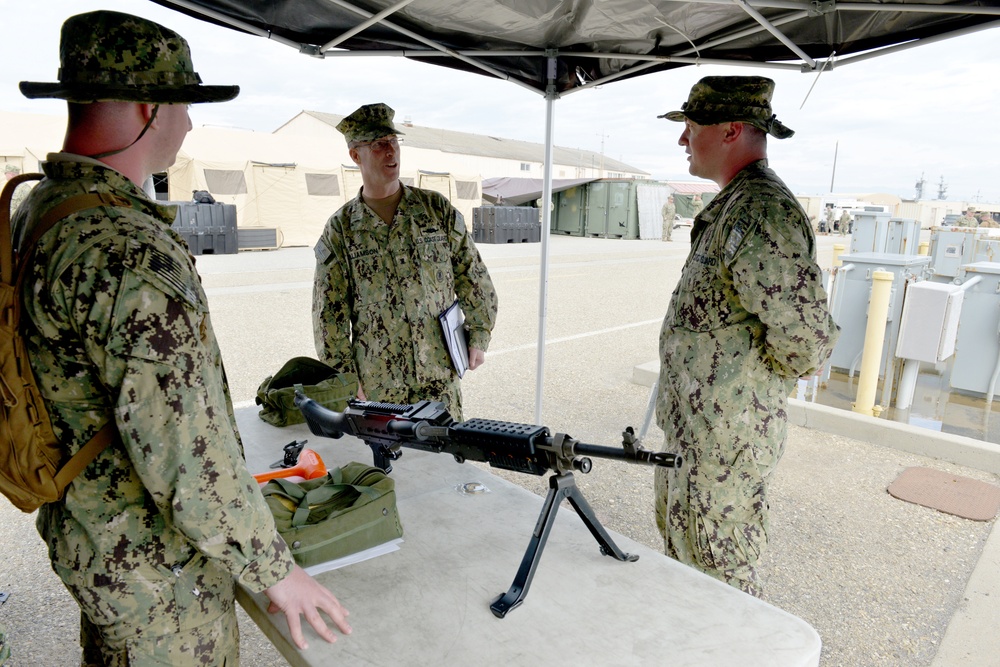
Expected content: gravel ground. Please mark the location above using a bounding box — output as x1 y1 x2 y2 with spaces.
1 233 997 666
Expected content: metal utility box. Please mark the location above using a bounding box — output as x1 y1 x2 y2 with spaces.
552 185 587 236
895 281 964 364
927 228 992 278
170 202 238 255
552 180 656 240
585 181 637 239
949 262 1000 396
828 252 931 374
849 212 920 255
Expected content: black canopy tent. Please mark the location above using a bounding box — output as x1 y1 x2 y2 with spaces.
150 0 1000 421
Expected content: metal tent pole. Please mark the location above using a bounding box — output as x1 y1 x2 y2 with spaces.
534 53 558 424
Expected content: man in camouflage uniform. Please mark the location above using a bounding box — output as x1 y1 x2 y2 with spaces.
655 77 839 597
839 209 851 236
955 206 979 227
15 11 350 664
313 103 498 421
661 195 676 241
979 211 999 228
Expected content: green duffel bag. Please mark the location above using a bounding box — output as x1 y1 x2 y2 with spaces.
256 357 358 427
262 462 403 567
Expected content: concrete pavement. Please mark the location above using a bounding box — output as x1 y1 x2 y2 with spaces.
2 230 999 666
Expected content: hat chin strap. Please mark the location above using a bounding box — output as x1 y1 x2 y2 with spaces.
88 105 160 160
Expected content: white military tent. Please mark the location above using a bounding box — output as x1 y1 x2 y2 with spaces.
172 126 482 247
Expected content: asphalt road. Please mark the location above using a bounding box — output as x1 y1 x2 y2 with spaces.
1 230 998 666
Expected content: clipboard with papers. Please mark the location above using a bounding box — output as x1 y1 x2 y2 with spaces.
439 299 470 378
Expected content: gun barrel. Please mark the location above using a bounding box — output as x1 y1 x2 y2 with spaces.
573 442 682 468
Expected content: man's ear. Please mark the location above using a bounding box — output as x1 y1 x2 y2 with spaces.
722 121 744 144
139 103 158 127
348 147 361 166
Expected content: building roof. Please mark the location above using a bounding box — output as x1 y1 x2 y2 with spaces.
290 111 648 176
666 181 719 195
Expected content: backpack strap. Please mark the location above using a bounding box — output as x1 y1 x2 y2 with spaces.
53 421 118 490
2 175 133 484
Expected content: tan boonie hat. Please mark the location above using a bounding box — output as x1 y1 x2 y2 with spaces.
20 10 238 104
658 76 794 140
337 103 405 144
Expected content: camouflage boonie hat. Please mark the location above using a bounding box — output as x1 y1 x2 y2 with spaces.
658 76 794 140
337 103 405 144
3 165 19 175
20 10 239 104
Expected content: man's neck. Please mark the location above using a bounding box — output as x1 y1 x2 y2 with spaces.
362 185 403 224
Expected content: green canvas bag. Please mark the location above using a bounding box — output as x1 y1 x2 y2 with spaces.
256 357 358 427
261 461 403 567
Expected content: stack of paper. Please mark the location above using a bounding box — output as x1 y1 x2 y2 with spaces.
439 300 470 378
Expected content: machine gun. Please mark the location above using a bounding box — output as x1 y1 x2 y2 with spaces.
294 392 682 618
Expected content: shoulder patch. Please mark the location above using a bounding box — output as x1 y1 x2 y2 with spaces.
314 238 333 265
123 239 203 309
723 215 758 265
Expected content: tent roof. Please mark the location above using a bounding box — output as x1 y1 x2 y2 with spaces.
151 1 1000 95
482 176 600 205
287 111 647 174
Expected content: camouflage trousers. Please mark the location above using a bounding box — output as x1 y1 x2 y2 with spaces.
58 551 239 666
662 220 673 241
654 439 774 598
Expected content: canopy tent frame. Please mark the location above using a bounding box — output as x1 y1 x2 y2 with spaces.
152 0 1000 421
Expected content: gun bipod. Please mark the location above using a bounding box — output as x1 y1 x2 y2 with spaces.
489 470 638 619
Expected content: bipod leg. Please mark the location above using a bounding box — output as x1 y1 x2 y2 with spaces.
489 471 638 619
563 479 638 563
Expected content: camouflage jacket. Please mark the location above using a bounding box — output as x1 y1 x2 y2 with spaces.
312 184 497 415
15 155 293 599
656 160 838 503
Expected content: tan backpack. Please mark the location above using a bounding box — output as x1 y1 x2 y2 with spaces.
0 173 118 512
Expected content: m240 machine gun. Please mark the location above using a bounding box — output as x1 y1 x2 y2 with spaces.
294 393 682 618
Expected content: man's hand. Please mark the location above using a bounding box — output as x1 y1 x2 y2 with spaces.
468 347 486 371
265 565 351 650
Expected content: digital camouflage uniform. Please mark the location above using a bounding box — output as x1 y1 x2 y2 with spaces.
955 209 979 227
653 159 838 596
14 11 292 665
839 210 851 236
661 199 675 241
15 155 294 665
313 184 497 421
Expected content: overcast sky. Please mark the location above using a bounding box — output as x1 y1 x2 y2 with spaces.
4 1 999 203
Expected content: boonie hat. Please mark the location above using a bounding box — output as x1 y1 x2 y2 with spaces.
3 165 19 175
20 10 239 104
659 76 794 140
337 103 405 144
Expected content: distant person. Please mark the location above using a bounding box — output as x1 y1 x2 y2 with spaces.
979 211 998 228
955 206 979 227
13 10 350 663
822 206 833 234
662 194 676 241
691 193 704 218
655 76 839 596
838 209 850 236
313 103 498 421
